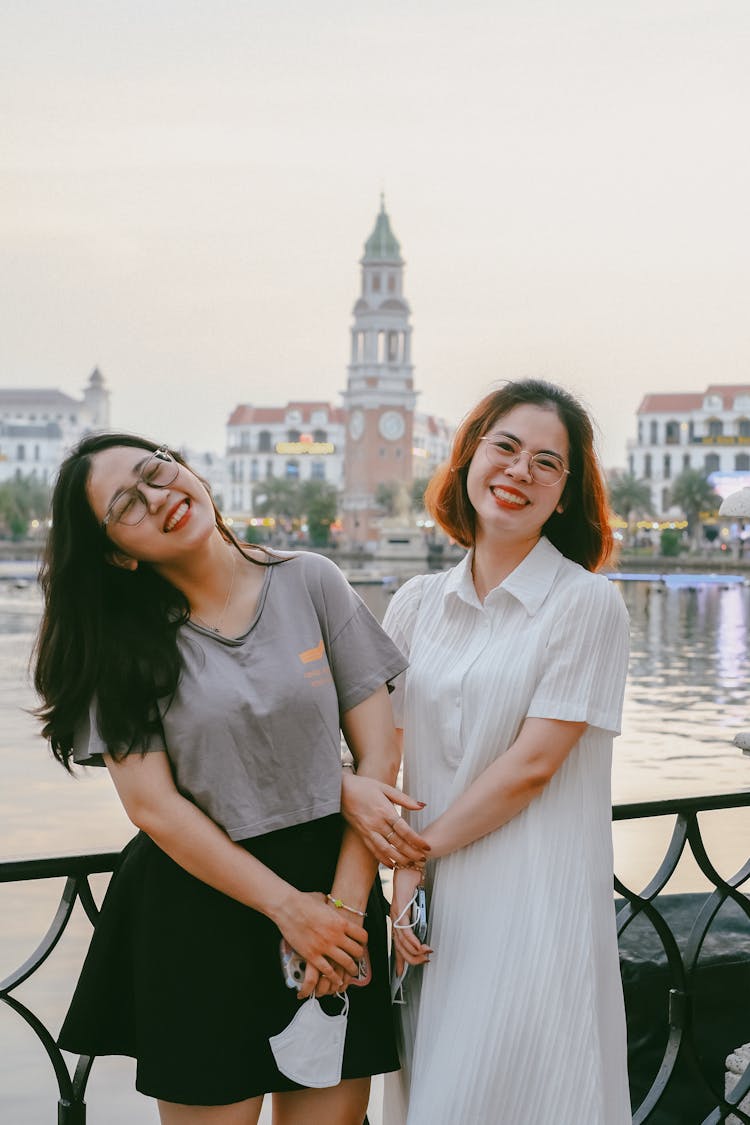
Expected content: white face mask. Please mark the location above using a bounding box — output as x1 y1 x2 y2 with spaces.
269 992 349 1089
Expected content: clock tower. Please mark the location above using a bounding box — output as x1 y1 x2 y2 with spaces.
342 197 417 546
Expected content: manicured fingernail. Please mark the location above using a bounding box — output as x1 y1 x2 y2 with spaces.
418 801 427 807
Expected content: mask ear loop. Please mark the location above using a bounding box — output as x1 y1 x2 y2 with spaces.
392 888 420 931
390 888 422 1005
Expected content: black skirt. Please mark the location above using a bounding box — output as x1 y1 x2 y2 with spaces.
58 815 399 1105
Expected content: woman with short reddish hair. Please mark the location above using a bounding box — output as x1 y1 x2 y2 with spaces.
348 379 632 1123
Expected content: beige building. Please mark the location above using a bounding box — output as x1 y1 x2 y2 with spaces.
0 368 110 484
628 384 750 514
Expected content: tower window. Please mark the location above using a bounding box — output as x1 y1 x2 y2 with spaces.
388 274 396 292
371 274 381 292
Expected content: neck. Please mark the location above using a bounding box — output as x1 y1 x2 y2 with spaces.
155 530 239 611
471 532 540 602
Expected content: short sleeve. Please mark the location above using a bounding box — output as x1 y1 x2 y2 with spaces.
527 576 630 735
307 554 409 714
381 574 426 727
72 696 166 767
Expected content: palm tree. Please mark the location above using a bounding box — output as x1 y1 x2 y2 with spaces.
607 472 652 545
669 469 720 546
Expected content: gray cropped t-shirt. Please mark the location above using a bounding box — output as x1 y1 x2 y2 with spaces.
73 552 407 840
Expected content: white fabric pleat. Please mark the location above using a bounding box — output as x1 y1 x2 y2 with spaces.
382 538 631 1125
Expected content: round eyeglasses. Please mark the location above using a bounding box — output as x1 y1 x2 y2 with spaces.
101 448 180 529
479 436 570 486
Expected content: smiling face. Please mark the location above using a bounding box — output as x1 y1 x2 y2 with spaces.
465 403 570 548
86 445 217 565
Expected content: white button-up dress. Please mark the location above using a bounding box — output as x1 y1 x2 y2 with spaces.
382 537 631 1125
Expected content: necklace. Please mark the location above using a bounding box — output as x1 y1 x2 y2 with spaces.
191 550 238 634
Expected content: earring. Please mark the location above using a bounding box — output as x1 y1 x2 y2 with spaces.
556 504 564 514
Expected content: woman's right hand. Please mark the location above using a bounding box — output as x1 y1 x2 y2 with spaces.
341 772 431 868
276 890 368 999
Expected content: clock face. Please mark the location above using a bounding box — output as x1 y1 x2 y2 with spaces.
379 411 405 441
348 409 365 441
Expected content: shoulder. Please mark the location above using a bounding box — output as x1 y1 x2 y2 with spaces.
275 550 346 589
552 558 629 625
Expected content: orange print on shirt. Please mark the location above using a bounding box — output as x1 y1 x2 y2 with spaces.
298 639 325 664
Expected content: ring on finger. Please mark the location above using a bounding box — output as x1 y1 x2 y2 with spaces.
385 828 396 842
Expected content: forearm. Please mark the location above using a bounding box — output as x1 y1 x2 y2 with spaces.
333 687 402 907
123 783 297 928
423 718 586 859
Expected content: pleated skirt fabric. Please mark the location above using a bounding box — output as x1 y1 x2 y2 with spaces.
58 815 398 1106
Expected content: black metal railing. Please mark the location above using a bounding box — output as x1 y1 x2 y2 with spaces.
2 793 750 1124
614 791 750 1124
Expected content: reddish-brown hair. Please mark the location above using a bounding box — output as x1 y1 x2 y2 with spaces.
424 379 613 571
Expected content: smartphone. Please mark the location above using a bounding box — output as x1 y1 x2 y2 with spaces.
411 885 428 943
280 939 372 989
280 938 307 990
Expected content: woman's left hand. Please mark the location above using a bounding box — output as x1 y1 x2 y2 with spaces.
390 866 432 976
341 772 431 868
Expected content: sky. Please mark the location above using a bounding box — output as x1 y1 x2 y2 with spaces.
2 0 749 468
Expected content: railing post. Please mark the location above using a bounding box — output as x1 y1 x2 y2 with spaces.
58 1098 86 1124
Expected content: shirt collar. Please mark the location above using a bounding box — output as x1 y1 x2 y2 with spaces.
443 536 565 617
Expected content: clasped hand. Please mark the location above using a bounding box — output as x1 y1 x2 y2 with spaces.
340 773 431 869
278 890 367 1000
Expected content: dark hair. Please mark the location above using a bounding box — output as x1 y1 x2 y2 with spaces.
424 379 613 571
34 432 279 770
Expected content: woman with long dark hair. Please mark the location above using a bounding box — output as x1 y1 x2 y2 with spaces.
35 432 425 1125
346 380 631 1123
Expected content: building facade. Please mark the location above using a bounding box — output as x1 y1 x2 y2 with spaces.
341 198 418 546
628 384 750 514
0 369 110 484
225 402 345 515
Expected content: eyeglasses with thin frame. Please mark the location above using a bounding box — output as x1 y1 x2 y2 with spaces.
101 448 179 530
479 435 570 487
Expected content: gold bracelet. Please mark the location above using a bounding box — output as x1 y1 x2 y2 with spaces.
327 894 367 918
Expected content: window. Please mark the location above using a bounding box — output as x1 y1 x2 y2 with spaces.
644 454 652 478
688 421 695 441
16 444 25 461
285 460 300 480
258 431 272 453
662 488 670 511
638 420 643 444
683 453 690 470
310 462 326 481
251 459 259 481
387 274 396 292
388 331 399 362
628 454 634 475
371 274 381 292
738 418 750 438
287 429 301 443
313 429 327 443
707 418 723 438
704 453 720 473
650 421 658 444
34 444 40 461
266 459 274 479
663 454 671 480
665 421 680 445
736 454 750 471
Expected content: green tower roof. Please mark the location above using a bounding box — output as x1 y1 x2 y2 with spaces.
362 195 402 263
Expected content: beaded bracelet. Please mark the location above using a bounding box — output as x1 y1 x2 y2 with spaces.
327 894 367 918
